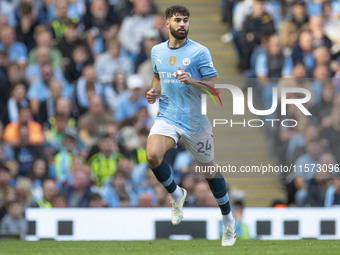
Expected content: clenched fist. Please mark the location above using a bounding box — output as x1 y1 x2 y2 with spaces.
146 89 160 104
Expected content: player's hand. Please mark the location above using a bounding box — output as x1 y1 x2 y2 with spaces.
146 89 160 104
175 66 191 85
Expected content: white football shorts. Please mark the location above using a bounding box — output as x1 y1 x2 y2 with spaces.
148 119 214 163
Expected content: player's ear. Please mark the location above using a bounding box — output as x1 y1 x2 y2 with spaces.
165 18 170 28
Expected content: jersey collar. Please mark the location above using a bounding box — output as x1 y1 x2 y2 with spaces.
167 38 190 50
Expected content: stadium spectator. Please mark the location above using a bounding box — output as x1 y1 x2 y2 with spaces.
12 124 45 177
51 192 67 208
0 200 27 235
55 97 74 122
28 158 48 204
78 114 101 149
292 62 307 79
286 124 320 166
15 2 39 52
116 157 136 195
118 191 131 208
0 26 27 66
36 80 63 129
114 74 148 122
130 164 153 195
88 193 106 208
324 175 340 207
73 65 102 117
117 126 143 163
311 81 334 124
0 186 18 221
64 44 92 84
132 106 151 132
132 127 148 165
137 192 153 207
56 20 89 67
308 16 332 49
44 112 70 158
188 180 211 207
289 138 323 206
237 0 275 71
115 0 157 23
153 13 168 42
49 0 77 42
63 170 91 207
307 153 334 207
0 1 15 26
279 0 309 49
33 179 57 208
0 141 15 173
15 177 33 208
84 26 104 59
0 164 11 195
134 29 160 73
26 46 65 85
292 30 314 75
83 0 119 41
54 129 78 187
27 64 64 115
255 34 293 80
0 54 10 124
153 183 170 207
28 26 62 68
3 106 43 147
94 38 133 84
7 62 26 89
87 134 123 187
78 95 112 143
118 0 154 57
100 170 137 207
102 70 128 112
320 106 340 163
314 46 331 68
311 65 330 102
2 83 29 126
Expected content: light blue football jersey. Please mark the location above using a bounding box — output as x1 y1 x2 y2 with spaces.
151 38 218 134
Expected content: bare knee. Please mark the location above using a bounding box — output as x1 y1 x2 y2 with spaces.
146 134 174 168
146 151 163 169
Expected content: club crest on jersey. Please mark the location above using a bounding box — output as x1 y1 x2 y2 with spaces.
169 56 176 66
183 58 191 66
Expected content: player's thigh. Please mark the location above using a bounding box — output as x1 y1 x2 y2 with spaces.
147 134 176 161
181 126 215 165
147 120 179 162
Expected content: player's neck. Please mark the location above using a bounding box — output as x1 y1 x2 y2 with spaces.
168 37 187 49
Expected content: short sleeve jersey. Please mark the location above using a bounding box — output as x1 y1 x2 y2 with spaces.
151 39 217 134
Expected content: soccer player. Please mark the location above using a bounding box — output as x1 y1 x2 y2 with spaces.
146 5 236 246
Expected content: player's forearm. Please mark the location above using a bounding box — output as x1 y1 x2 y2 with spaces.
151 76 161 93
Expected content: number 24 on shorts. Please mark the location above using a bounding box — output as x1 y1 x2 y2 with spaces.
197 140 212 153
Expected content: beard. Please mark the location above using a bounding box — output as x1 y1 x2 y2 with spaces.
170 25 189 40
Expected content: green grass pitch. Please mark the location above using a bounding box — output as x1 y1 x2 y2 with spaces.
0 239 339 255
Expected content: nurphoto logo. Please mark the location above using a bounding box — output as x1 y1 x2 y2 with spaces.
201 84 312 128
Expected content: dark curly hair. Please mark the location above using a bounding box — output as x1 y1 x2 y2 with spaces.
165 5 190 20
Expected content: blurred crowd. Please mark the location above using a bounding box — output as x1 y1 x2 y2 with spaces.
221 0 340 207
0 0 224 235
1 0 340 236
